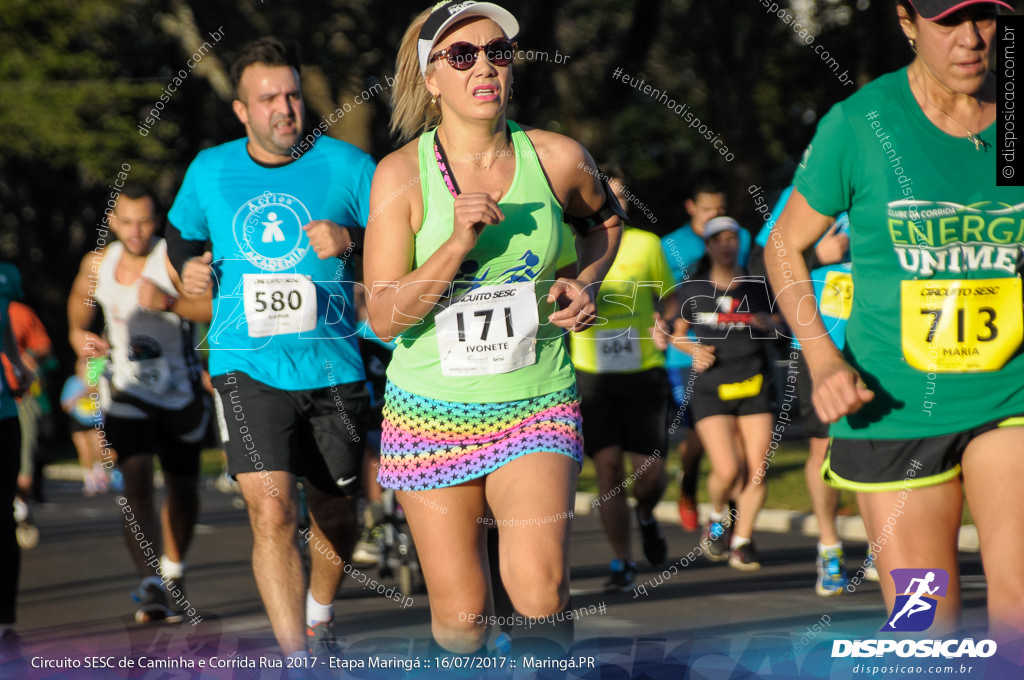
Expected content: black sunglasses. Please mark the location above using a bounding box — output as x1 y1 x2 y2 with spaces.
430 37 517 71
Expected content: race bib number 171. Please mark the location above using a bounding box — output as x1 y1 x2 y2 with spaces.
436 281 539 376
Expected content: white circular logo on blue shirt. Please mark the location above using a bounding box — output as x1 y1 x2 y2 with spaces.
232 192 311 271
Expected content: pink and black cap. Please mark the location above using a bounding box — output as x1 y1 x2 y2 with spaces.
417 1 519 76
908 0 1015 20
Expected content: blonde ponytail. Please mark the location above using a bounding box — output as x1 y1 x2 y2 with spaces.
390 8 440 144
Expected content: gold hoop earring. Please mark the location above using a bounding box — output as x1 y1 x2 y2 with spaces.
908 38 917 54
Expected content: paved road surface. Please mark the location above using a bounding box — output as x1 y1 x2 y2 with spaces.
7 479 1014 680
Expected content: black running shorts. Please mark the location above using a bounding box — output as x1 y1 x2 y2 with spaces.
690 370 775 423
211 371 369 496
576 367 668 458
105 395 208 476
824 413 1024 492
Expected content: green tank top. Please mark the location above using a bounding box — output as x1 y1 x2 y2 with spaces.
386 122 576 403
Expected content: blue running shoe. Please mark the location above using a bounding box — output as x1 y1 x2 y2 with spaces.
816 545 848 596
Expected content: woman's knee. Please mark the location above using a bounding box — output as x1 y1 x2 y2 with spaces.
431 602 489 653
711 459 740 486
432 616 488 655
504 562 568 616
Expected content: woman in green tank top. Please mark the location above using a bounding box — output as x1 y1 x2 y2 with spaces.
364 1 621 657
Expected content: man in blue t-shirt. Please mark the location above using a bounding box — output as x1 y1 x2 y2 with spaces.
166 38 375 661
660 173 750 531
755 186 860 597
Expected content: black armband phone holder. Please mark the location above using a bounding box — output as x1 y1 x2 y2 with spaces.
564 175 627 236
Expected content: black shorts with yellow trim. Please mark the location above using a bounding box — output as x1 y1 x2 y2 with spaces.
690 370 775 423
823 413 1024 493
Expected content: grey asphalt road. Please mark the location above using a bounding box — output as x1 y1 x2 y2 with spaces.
8 479 997 680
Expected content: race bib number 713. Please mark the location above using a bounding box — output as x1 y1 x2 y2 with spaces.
901 277 1022 373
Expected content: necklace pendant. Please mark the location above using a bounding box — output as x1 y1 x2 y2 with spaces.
970 134 982 151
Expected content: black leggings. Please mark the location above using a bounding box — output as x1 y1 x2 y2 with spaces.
1 416 21 624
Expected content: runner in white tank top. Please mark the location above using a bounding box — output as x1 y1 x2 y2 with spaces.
95 238 199 415
68 186 212 625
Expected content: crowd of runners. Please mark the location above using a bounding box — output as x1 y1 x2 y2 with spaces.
1 0 1022 674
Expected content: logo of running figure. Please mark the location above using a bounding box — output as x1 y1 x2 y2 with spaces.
261 212 286 243
881 568 950 632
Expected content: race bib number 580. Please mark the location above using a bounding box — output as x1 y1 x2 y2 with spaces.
436 281 538 376
901 277 1022 373
243 273 318 338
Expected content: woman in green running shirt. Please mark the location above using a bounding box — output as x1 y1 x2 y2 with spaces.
364 1 621 656
767 0 1024 646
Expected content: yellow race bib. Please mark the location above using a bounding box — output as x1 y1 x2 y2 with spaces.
819 271 853 320
717 373 764 401
901 278 1023 373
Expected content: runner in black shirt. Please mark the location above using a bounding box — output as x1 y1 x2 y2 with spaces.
672 217 782 570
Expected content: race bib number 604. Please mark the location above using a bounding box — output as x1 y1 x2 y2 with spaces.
243 273 318 338
901 277 1022 373
594 329 642 373
436 281 539 376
